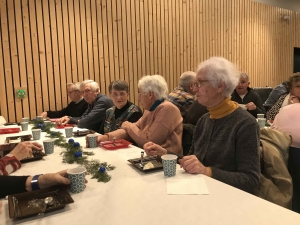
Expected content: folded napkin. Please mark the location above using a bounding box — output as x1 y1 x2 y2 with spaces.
167 175 209 195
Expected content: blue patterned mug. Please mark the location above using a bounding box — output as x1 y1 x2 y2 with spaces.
67 167 86 193
161 154 178 177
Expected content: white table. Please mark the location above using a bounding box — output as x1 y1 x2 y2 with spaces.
1 127 300 225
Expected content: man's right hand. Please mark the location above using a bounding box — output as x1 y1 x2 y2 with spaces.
56 116 70 125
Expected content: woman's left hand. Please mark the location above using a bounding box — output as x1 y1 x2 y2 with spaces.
143 142 167 156
179 155 211 176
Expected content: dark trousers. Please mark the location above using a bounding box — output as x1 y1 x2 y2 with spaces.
289 146 300 213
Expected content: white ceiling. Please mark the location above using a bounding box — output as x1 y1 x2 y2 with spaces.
253 0 300 12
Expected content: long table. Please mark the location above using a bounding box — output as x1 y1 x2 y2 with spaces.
1 127 300 225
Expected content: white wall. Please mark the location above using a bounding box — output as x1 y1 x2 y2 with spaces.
253 0 300 12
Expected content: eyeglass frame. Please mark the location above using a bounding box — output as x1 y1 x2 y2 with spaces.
192 80 212 88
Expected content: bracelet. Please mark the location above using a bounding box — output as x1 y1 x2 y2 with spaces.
31 174 42 191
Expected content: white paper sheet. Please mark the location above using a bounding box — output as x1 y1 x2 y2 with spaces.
167 175 209 195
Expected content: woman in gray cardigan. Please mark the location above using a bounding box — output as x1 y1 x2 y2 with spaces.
144 57 260 193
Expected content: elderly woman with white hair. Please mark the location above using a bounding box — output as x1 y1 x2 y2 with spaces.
96 75 183 155
144 57 260 193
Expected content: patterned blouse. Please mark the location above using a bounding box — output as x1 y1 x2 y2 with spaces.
266 94 288 121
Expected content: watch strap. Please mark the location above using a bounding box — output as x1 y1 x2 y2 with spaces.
31 174 42 191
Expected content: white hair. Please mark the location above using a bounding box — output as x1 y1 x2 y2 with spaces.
196 57 239 97
67 82 81 91
239 72 250 82
138 75 169 100
80 80 99 91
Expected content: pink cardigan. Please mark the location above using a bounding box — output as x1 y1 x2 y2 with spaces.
107 100 183 155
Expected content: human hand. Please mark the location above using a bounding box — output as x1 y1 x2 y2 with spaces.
179 155 211 176
95 135 109 147
245 102 256 110
120 121 132 130
56 116 70 125
289 95 300 104
143 141 167 156
40 112 48 119
10 141 43 161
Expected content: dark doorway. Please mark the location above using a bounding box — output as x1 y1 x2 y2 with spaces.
294 47 300 73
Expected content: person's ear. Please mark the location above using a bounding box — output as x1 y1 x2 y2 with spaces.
149 91 154 99
217 82 225 94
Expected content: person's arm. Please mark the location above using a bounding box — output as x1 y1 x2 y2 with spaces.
0 156 21 176
266 95 286 121
76 99 112 128
0 170 71 198
123 104 182 147
210 122 260 193
47 105 71 118
250 92 265 116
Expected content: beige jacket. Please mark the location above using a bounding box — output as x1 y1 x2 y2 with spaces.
253 128 292 209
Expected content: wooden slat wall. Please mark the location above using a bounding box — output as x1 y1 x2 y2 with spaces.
0 0 300 122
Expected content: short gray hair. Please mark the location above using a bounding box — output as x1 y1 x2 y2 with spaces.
239 72 250 82
179 71 196 89
138 75 169 100
196 57 239 97
67 82 81 91
80 80 99 91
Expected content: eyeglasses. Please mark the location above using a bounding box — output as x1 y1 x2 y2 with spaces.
192 80 211 88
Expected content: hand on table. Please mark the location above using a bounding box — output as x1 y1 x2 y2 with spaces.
179 155 211 176
56 116 70 125
245 102 256 111
143 142 167 156
40 112 48 119
10 142 43 161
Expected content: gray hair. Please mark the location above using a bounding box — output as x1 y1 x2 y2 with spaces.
179 71 196 89
239 72 250 82
138 75 169 100
80 80 99 91
67 82 81 91
196 57 239 97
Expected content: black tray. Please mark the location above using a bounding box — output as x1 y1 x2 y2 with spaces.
5 134 32 143
8 186 74 219
20 151 46 163
73 129 95 137
128 156 163 173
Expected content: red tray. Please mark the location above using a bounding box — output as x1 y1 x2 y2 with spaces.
55 124 74 129
0 127 20 134
100 139 132 150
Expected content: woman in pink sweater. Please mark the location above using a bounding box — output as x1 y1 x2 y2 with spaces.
96 75 183 155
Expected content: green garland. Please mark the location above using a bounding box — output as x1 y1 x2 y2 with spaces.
30 120 116 183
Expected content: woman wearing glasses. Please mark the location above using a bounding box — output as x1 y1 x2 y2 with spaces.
99 80 142 134
144 57 260 193
96 75 183 155
266 73 300 121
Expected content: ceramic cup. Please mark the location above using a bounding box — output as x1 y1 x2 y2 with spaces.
20 122 28 131
257 118 267 128
161 154 178 177
44 120 52 126
238 104 247 110
36 116 43 122
67 167 86 193
43 139 55 154
32 129 41 140
22 117 29 122
257 114 265 118
87 134 98 148
65 127 73 138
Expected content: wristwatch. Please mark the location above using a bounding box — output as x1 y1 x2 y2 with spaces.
31 174 42 191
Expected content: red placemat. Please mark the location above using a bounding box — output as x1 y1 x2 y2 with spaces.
55 124 74 129
0 127 20 134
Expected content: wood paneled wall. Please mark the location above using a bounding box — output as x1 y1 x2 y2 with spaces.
0 0 299 122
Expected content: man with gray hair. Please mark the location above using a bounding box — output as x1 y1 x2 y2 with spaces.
40 82 88 119
167 71 196 119
231 72 265 118
56 80 113 132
